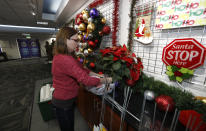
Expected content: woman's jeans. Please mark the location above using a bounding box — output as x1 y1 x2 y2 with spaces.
53 105 74 131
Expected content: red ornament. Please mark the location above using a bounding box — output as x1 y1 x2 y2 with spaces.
174 71 183 76
88 41 95 47
90 62 95 68
102 25 111 35
99 31 103 36
98 72 103 75
75 13 83 25
77 57 81 61
155 95 175 112
126 79 135 86
179 110 206 131
94 39 99 43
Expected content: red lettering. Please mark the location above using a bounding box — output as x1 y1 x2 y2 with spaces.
204 8 206 15
175 0 182 5
156 24 163 29
187 20 194 25
190 3 199 9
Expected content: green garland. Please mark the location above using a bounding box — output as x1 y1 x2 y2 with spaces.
136 73 206 122
127 0 136 51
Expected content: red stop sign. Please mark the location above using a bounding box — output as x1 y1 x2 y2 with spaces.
162 38 206 69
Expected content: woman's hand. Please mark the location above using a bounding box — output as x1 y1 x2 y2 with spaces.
100 77 112 84
89 71 104 78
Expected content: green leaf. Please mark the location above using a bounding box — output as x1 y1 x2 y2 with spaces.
169 75 176 81
181 73 192 79
167 66 172 71
103 57 111 60
188 70 194 75
112 62 121 70
179 68 188 73
172 65 179 72
103 55 113 61
124 68 130 77
112 74 122 81
176 77 183 82
166 71 174 76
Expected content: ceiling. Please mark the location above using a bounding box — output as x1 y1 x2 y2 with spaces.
0 0 88 39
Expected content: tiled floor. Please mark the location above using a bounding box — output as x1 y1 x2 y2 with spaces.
30 78 91 131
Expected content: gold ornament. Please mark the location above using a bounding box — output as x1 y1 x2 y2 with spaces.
88 48 93 53
84 49 89 55
78 34 83 41
195 96 206 104
87 23 95 32
80 48 84 52
78 23 86 31
83 13 89 21
101 18 106 24
81 9 88 14
82 42 87 48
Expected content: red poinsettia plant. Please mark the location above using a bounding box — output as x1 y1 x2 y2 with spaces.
88 44 143 88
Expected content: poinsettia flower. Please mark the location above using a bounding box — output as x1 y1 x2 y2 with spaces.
121 56 134 65
130 69 140 81
132 53 136 57
100 48 112 56
121 44 127 52
113 49 122 57
113 57 119 61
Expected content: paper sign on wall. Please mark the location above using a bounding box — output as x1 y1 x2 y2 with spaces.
155 0 206 29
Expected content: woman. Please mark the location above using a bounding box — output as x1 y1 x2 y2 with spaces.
52 27 112 131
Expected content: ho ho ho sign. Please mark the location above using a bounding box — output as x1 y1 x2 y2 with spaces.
162 38 206 69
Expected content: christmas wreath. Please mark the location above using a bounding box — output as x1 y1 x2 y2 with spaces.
75 8 111 55
166 65 194 82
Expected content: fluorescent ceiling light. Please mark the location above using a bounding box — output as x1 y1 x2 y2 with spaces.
0 24 55 30
37 21 48 25
22 33 30 36
31 11 36 16
0 24 58 33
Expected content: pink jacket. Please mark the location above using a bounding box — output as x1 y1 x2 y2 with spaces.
52 54 100 100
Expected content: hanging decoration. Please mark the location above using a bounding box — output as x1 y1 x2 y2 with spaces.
179 110 206 131
155 95 175 112
166 65 194 82
144 90 155 101
128 0 136 50
195 96 206 104
88 0 119 46
75 7 111 59
112 0 119 46
162 38 206 82
155 0 206 29
89 0 105 8
133 4 153 44
138 73 206 122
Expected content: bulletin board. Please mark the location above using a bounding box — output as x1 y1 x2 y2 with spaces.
132 0 206 96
